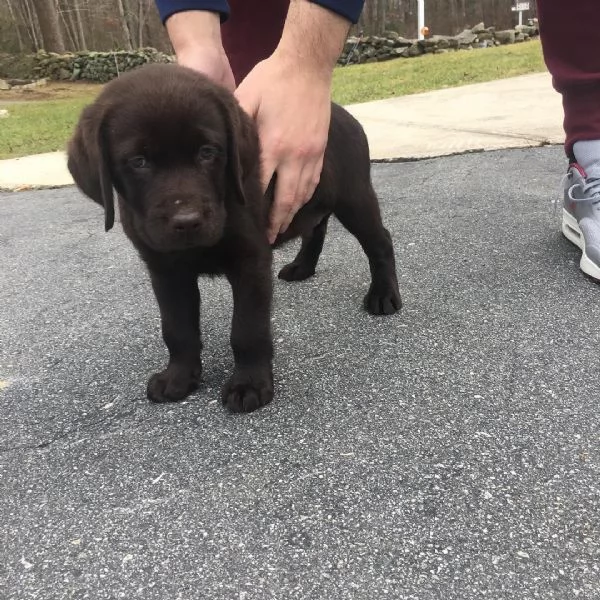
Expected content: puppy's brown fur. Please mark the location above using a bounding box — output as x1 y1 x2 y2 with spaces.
68 63 401 412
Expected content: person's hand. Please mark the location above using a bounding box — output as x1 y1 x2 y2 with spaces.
165 2 351 245
235 51 332 243
166 11 235 92
177 44 235 92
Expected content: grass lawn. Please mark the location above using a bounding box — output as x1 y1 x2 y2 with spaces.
332 39 546 104
0 40 546 160
0 82 100 159
0 97 95 159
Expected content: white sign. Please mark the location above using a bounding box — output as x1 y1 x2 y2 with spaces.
512 2 530 10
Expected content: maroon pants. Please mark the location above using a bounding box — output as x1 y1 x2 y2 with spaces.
221 0 289 84
537 0 600 158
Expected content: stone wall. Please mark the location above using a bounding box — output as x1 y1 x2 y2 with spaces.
339 21 539 65
0 20 539 83
0 48 173 82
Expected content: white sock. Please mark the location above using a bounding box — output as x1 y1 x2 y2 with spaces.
573 140 600 179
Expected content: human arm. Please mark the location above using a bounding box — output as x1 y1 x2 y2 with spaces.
156 0 365 242
162 5 235 91
235 0 359 242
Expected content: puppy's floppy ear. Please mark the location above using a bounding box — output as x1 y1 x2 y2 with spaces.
67 104 115 232
218 95 259 206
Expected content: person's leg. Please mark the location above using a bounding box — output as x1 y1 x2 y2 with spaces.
537 0 600 280
222 0 290 84
537 1 600 159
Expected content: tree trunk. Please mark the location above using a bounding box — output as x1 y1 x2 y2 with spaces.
58 0 78 51
5 0 25 51
138 0 145 47
20 0 42 50
115 0 134 50
31 0 66 52
377 0 386 34
75 0 87 50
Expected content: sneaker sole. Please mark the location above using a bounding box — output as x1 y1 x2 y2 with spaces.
562 209 600 281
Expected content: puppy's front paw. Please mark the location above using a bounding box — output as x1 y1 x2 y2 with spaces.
147 363 202 403
222 367 273 413
364 280 402 316
278 261 316 282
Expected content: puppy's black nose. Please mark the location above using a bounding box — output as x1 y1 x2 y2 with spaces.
172 212 201 233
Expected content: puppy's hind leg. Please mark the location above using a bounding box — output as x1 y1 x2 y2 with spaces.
278 215 330 282
334 190 402 316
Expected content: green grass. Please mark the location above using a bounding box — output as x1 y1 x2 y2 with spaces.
0 97 95 159
0 40 546 159
331 39 546 105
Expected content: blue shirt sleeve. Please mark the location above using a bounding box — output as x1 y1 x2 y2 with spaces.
155 1 364 26
155 0 230 24
311 0 364 24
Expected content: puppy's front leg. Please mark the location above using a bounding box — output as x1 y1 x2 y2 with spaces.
147 268 203 403
223 255 274 413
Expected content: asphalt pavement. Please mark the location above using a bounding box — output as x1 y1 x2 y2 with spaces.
1 146 598 599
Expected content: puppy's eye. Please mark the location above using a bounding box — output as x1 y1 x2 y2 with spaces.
198 145 219 161
128 156 149 169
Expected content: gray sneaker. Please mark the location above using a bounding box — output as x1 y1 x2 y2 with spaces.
562 163 600 281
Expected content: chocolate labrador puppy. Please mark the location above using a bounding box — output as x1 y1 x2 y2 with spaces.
67 63 401 413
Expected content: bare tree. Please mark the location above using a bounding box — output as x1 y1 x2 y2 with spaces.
74 0 87 49
57 0 87 50
137 0 145 47
31 0 65 51
115 0 134 49
58 0 78 50
18 0 42 50
4 0 24 51
377 0 387 33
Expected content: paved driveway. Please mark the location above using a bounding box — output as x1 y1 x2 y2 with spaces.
1 147 598 599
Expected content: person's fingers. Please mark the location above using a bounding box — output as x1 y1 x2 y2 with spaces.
277 159 321 236
303 154 324 204
233 58 329 243
276 204 299 240
267 163 302 243
260 153 278 196
234 78 260 119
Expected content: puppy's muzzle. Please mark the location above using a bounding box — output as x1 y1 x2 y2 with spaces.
148 203 225 250
171 211 202 235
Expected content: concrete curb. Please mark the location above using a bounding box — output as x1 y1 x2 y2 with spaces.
0 72 564 192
